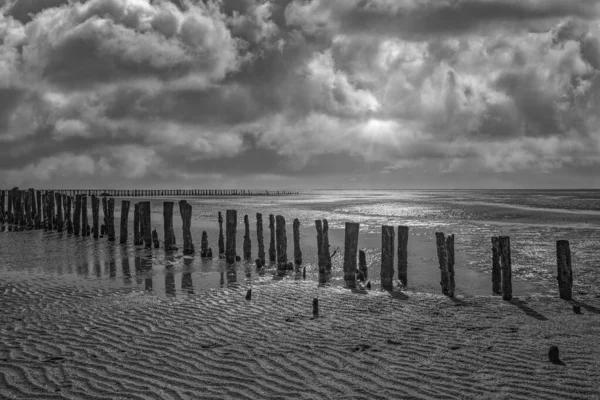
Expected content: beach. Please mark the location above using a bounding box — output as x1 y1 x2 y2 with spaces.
1 189 600 398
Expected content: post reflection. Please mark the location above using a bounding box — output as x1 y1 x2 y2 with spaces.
182 258 194 295
137 254 153 291
122 255 131 284
226 263 238 288
108 244 116 279
164 253 176 297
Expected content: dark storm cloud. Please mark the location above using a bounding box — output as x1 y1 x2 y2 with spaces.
1 0 600 187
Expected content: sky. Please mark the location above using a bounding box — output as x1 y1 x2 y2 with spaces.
1 0 600 189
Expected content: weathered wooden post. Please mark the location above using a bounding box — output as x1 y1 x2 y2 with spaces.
65 195 72 234
293 218 302 268
48 190 54 230
315 220 325 275
7 189 13 224
359 249 368 280
28 188 36 228
81 194 88 237
119 200 129 244
225 210 237 263
40 192 46 230
152 229 160 249
397 226 409 287
0 190 4 224
133 203 140 244
256 213 265 263
142 201 152 249
275 215 287 272
55 192 63 232
73 194 81 235
323 219 332 273
36 191 42 229
105 198 114 241
179 200 194 254
91 195 99 238
218 211 225 258
163 202 175 251
435 232 449 296
499 236 512 301
243 215 251 260
344 222 360 289
556 240 573 301
491 236 502 295
381 225 394 290
102 197 108 232
446 234 455 298
269 214 276 263
201 231 208 257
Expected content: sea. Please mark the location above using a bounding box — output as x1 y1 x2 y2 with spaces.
1 189 599 298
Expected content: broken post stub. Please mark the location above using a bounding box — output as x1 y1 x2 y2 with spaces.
225 210 237 263
344 222 360 289
446 234 455 298
315 220 325 276
381 225 395 291
293 218 302 268
179 200 194 255
119 200 130 244
256 213 265 264
243 215 251 260
491 236 502 295
276 215 288 273
556 240 573 301
218 211 225 258
397 226 409 287
359 249 368 281
499 236 512 301
269 214 276 263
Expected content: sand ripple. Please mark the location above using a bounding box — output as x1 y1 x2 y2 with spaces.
1 279 600 399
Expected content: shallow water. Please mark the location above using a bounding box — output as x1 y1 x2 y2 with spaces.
1 189 599 298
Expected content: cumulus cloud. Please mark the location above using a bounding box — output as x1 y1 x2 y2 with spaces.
1 0 600 188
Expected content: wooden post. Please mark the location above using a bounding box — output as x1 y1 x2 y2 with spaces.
359 249 368 280
293 218 302 267
105 198 114 241
556 240 573 301
225 210 237 263
256 213 265 263
380 225 394 290
28 188 36 228
0 190 4 224
218 211 225 257
81 194 88 236
48 190 54 230
323 219 332 273
65 195 72 234
499 236 512 301
7 189 12 224
201 231 208 257
315 220 325 275
179 200 194 255
102 197 108 233
91 195 99 238
152 229 160 248
446 234 455 298
269 214 276 263
73 194 81 235
344 222 360 289
134 203 143 245
435 232 449 295
275 215 287 271
36 191 42 229
40 192 45 230
397 226 409 287
243 215 251 260
119 200 129 244
55 192 63 232
142 201 152 249
163 202 175 251
491 236 502 295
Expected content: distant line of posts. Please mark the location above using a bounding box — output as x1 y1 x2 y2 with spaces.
0 187 575 302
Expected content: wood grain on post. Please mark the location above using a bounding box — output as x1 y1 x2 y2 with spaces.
163 202 175 251
498 236 512 301
446 234 455 298
225 210 237 263
381 225 395 290
107 198 115 241
91 195 99 238
134 203 142 245
29 188 36 228
323 219 332 273
73 194 81 235
359 249 368 280
293 218 302 267
119 200 130 244
201 231 208 257
66 194 73 234
256 213 265 263
179 200 194 255
344 222 360 289
142 201 152 249
315 220 325 276
275 215 287 271
36 191 42 229
243 215 251 260
7 190 12 224
48 191 54 230
556 240 573 301
0 190 4 224
491 236 502 295
269 214 276 263
397 226 409 287
435 232 449 296
81 194 89 236
102 197 108 233
55 192 63 232
218 211 225 257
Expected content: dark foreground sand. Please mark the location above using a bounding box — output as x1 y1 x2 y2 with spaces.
1 279 599 400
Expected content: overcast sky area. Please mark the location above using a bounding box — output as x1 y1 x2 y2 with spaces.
1 0 600 189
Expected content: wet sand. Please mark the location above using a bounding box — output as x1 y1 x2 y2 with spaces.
1 278 599 399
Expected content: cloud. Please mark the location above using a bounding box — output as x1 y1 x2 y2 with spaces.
1 0 600 188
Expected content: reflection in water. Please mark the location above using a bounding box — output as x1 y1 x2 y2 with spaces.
165 265 176 296
182 258 194 294
122 254 131 284
219 271 224 288
226 263 238 288
136 254 153 291
108 243 116 279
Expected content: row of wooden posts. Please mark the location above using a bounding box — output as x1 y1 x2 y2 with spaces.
0 188 297 201
0 188 574 301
